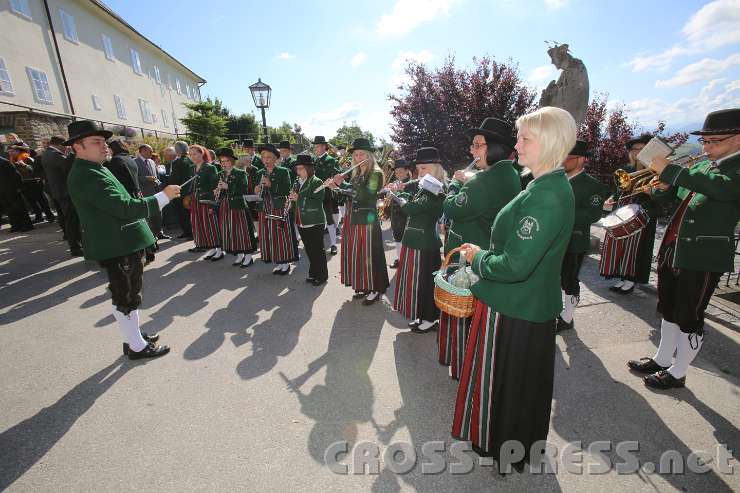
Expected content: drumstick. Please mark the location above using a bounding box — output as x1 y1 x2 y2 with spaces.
314 159 368 193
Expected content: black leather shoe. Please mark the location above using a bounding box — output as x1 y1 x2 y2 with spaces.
644 370 685 389
240 258 254 268
157 233 171 240
627 357 668 374
412 321 439 333
210 251 225 261
608 283 624 292
555 316 574 333
70 249 84 257
330 245 338 255
277 266 290 275
353 291 369 299
408 319 421 328
390 260 399 269
122 332 160 354
362 292 381 306
127 343 170 360
311 278 327 286
618 284 635 294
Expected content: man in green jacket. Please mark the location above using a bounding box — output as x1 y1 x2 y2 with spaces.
557 140 607 331
629 109 740 389
66 120 180 360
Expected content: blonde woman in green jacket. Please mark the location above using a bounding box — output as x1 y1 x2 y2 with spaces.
452 107 576 469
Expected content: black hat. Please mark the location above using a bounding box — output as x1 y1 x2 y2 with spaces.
393 158 410 169
348 137 374 153
217 147 237 160
278 140 291 150
257 143 280 157
569 140 590 157
466 117 515 147
49 136 66 146
295 154 314 166
64 120 112 146
413 147 442 164
625 133 652 150
242 139 255 148
690 109 740 136
108 139 129 155
312 136 328 145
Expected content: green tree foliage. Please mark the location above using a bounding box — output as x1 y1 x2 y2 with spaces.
180 97 231 148
329 122 375 149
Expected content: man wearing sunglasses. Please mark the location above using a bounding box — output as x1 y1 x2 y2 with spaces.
628 108 740 389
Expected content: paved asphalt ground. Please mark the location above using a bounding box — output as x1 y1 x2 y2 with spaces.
1 220 738 492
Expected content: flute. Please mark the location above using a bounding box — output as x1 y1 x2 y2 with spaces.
314 158 368 193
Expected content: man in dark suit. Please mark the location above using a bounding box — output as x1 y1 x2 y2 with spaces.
41 136 82 255
0 155 33 232
135 144 168 239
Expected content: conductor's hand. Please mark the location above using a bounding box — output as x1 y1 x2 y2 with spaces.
163 185 181 200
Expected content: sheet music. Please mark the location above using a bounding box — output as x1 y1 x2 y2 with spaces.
635 137 672 168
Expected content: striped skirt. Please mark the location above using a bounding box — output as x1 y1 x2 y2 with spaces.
340 220 389 293
598 228 643 279
218 200 257 254
190 199 220 249
393 245 440 321
438 312 471 380
452 300 556 460
258 212 298 263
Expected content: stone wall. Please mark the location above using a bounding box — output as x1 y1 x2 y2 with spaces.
0 111 72 149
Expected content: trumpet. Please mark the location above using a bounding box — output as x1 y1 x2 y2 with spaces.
616 152 709 197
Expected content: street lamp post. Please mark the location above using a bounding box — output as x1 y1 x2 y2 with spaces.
249 78 272 143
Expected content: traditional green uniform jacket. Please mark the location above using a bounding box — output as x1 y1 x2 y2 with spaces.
250 155 264 170
223 168 249 209
399 188 444 250
390 178 418 239
341 170 384 224
169 155 195 194
443 159 522 254
256 165 292 211
471 169 575 322
281 155 297 181
295 175 326 226
193 163 219 201
211 161 223 173
568 170 606 253
654 153 740 273
314 153 340 181
67 158 157 261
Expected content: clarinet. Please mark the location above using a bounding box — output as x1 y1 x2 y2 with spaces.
282 180 301 220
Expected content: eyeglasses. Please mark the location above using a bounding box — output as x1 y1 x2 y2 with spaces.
698 136 733 145
470 142 487 149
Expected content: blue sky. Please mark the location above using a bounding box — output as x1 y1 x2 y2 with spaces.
106 0 740 139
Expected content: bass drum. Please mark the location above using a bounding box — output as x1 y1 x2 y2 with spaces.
602 203 648 239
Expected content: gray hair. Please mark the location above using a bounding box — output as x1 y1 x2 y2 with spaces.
174 140 189 155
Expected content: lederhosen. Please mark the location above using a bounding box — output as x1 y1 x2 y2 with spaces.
561 252 585 296
99 251 146 315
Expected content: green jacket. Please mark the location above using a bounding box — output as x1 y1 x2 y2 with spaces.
342 170 384 224
295 175 326 226
169 155 195 194
471 169 575 322
568 171 606 253
653 154 740 273
281 155 297 180
67 158 157 261
314 153 340 181
400 188 444 250
222 168 249 209
443 159 522 254
193 163 219 201
256 165 292 211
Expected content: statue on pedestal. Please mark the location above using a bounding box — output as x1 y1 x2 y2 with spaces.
539 42 589 126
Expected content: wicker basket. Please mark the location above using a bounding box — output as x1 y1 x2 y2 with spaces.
434 247 475 318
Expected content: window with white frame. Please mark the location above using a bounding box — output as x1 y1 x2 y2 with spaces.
0 57 15 95
153 66 161 84
130 48 143 75
101 34 114 61
26 67 52 104
114 94 127 119
195 86 201 101
59 9 78 43
167 73 172 90
91 94 102 111
172 111 178 130
185 84 191 99
10 0 32 18
161 109 169 128
139 98 153 124
175 78 181 94
152 111 158 124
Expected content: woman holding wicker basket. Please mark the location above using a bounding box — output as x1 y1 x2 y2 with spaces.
451 107 576 470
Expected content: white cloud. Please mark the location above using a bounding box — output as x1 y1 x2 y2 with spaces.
625 0 740 73
299 102 363 138
655 53 740 88
526 64 557 84
391 50 435 87
377 0 458 37
623 78 740 127
276 52 294 60
351 52 367 67
544 0 567 9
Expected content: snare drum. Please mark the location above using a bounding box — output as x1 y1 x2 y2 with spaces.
602 203 648 239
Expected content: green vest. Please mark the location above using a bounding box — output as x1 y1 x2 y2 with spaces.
443 159 522 254
295 175 326 226
400 188 444 250
654 154 740 273
256 165 292 210
223 168 249 209
67 158 157 261
343 170 384 224
193 163 219 201
471 169 575 322
169 155 195 194
568 171 606 252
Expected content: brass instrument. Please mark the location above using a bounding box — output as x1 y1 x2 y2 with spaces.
615 152 710 198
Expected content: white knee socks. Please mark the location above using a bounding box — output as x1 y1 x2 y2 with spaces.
652 319 680 367
395 242 401 260
560 290 578 323
113 308 147 352
332 213 340 229
328 224 337 247
668 333 703 379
